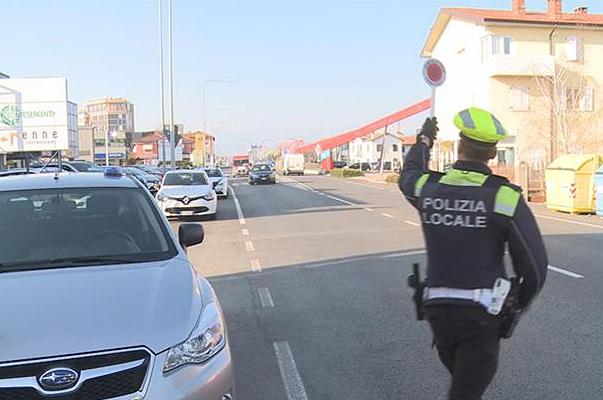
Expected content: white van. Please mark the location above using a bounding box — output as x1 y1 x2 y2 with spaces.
283 154 305 175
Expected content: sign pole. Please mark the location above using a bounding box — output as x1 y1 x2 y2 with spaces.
423 58 446 171
430 86 436 118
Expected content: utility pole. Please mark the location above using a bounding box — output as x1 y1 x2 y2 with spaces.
168 0 176 169
159 0 166 169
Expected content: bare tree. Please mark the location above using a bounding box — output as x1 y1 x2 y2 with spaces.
532 59 603 158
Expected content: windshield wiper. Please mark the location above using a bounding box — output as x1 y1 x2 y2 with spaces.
0 256 136 272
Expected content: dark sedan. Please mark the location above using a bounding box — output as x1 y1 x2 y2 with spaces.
249 164 276 185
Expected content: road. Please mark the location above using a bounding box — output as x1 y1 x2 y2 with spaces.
176 174 603 400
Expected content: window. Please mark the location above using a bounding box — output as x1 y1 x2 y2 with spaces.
510 86 530 111
0 188 176 270
492 35 513 55
566 36 584 62
392 144 398 152
561 87 594 112
163 172 208 186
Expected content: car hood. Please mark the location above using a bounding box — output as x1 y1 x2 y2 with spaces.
206 176 224 183
0 258 203 362
161 185 212 198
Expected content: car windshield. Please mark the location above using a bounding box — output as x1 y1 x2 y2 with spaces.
252 165 271 172
203 169 223 178
70 162 103 172
0 187 176 272
163 172 208 186
233 159 248 167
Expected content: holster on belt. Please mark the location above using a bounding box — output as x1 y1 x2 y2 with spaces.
500 278 522 339
407 263 426 321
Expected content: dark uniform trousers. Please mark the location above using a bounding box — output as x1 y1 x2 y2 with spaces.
425 304 502 400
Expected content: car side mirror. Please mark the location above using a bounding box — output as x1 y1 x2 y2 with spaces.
178 223 204 248
212 181 219 188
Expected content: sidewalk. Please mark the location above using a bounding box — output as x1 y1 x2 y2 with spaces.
349 172 399 186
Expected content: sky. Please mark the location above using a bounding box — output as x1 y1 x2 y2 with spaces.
2 0 602 155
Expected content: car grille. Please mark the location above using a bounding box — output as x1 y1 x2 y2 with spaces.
166 206 209 214
0 349 150 400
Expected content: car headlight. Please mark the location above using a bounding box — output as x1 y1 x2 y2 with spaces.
163 302 225 373
156 192 166 201
202 192 215 201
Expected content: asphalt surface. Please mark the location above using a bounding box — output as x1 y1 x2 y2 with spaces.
176 173 603 400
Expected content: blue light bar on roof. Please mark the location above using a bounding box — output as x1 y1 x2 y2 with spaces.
104 166 123 177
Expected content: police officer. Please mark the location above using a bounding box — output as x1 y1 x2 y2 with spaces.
399 108 548 400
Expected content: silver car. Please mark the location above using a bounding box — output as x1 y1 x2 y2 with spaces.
201 167 229 198
0 170 234 400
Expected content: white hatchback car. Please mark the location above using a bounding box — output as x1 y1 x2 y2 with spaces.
157 170 218 220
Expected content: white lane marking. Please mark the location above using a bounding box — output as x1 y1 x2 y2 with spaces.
257 287 275 308
381 213 394 218
245 241 255 252
229 186 246 225
548 265 584 279
242 228 250 236
250 259 262 272
536 214 603 230
326 195 356 206
364 207 374 212
333 177 386 191
381 249 427 258
405 220 421 227
273 342 309 400
232 183 239 187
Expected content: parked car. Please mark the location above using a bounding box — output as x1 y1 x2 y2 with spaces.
345 162 372 171
249 163 276 185
333 161 347 169
0 171 234 400
201 167 229 198
32 161 103 173
133 164 165 179
156 170 217 220
0 168 37 178
123 166 161 194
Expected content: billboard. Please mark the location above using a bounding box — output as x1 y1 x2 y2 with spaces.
0 78 70 152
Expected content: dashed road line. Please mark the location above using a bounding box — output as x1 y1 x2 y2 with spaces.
536 214 603 230
250 259 262 272
245 241 255 252
381 249 427 258
364 207 374 212
325 194 356 206
548 265 584 279
381 213 394 218
257 287 275 308
230 186 246 225
404 220 421 227
242 228 250 236
273 342 309 400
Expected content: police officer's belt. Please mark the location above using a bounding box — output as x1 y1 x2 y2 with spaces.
425 287 495 309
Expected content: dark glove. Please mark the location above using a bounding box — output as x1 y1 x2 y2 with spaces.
417 117 438 149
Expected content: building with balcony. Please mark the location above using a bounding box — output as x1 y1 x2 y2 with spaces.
422 0 603 172
79 98 135 165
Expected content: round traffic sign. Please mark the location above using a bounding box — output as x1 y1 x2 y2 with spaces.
423 59 446 87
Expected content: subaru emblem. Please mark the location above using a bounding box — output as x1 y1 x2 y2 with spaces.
38 368 79 391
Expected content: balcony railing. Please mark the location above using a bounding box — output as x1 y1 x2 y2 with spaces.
485 54 555 77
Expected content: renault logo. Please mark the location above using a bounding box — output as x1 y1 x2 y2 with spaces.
182 196 190 205
38 368 79 391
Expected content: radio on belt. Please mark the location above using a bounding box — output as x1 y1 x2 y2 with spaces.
487 278 511 315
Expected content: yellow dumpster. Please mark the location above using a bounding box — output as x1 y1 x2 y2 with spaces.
545 154 602 213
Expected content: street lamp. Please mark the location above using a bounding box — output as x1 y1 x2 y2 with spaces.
202 80 232 135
